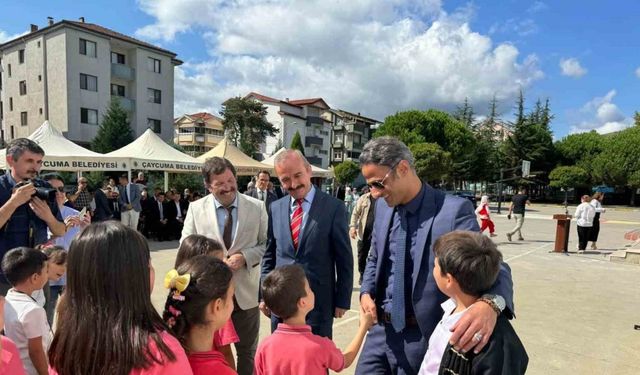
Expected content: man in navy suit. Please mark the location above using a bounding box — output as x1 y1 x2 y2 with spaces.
261 149 353 338
355 137 514 375
245 170 278 213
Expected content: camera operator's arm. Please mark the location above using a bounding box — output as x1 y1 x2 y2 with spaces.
29 197 66 236
0 183 36 228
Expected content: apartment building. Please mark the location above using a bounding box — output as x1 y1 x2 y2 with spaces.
0 18 181 146
173 112 225 157
330 109 380 166
245 92 332 168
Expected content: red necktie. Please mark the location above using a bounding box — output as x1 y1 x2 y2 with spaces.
290 199 304 250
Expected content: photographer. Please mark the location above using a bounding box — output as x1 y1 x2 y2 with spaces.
0 138 65 295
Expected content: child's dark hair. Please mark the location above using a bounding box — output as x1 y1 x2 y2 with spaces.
433 231 502 297
1 247 48 285
42 246 67 266
261 264 307 320
163 255 233 350
175 235 224 268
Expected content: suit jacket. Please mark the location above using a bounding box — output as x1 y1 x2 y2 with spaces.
92 188 113 221
181 193 268 310
361 184 514 339
245 189 277 212
262 189 353 326
118 183 142 212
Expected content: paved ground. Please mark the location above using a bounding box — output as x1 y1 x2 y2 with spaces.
148 203 640 375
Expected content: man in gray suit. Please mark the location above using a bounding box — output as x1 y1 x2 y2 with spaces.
118 174 142 230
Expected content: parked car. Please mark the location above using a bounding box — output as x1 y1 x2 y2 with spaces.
444 190 477 207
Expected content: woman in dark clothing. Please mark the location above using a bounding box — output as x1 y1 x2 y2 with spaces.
588 192 606 250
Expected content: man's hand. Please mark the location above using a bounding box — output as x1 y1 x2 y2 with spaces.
359 293 378 324
349 227 357 239
10 182 35 207
225 253 246 271
335 307 347 318
259 301 271 318
29 197 55 222
449 300 498 354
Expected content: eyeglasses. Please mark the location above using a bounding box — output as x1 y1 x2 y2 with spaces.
55 187 65 192
367 161 400 190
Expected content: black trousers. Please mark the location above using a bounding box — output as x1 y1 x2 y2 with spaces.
588 213 601 242
577 225 591 250
357 238 372 276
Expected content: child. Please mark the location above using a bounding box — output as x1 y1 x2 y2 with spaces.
475 195 497 237
30 246 67 324
256 264 374 374
175 234 238 370
163 255 236 375
0 295 27 375
48 221 192 375
418 231 528 375
1 247 51 375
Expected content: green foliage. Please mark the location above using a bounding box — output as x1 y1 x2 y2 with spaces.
333 160 360 185
168 173 205 194
409 142 452 185
549 166 589 189
271 138 284 155
592 126 640 187
91 98 134 153
290 131 305 156
554 131 604 183
220 97 278 156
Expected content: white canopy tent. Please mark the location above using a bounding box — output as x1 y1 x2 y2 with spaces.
262 148 334 178
197 138 273 176
0 121 128 171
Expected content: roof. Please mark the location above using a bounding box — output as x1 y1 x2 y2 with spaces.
288 98 330 108
0 20 181 63
332 109 381 124
244 92 331 110
196 138 273 176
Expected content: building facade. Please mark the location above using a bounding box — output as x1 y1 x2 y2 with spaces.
173 112 225 157
246 92 333 168
0 18 181 146
329 109 380 166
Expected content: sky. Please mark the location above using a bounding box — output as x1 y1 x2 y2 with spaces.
1 0 639 139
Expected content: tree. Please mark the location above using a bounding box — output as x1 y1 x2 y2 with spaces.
554 131 604 183
290 131 305 156
220 97 278 156
453 97 474 128
549 165 589 210
409 143 452 185
91 98 134 153
333 160 360 185
271 138 284 155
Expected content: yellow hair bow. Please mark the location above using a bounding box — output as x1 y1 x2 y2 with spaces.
164 269 191 295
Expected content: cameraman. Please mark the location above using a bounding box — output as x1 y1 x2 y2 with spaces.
0 138 65 295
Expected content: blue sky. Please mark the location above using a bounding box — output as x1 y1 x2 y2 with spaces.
2 0 639 138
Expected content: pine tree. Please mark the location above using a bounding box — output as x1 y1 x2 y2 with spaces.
91 98 134 153
453 97 475 129
220 97 278 156
290 131 305 156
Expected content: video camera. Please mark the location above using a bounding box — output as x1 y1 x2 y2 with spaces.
14 179 58 203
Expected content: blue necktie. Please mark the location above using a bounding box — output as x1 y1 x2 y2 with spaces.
391 209 407 332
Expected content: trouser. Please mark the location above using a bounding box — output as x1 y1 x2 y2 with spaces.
589 213 601 242
121 209 140 231
508 213 525 238
355 321 427 375
577 226 591 250
480 218 495 234
231 305 260 375
357 238 372 277
46 285 64 326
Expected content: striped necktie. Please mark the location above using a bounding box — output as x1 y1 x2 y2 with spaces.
290 199 304 250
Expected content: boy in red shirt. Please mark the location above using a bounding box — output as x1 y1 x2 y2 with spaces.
256 265 373 375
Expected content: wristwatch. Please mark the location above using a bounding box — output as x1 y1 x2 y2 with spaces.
479 294 506 314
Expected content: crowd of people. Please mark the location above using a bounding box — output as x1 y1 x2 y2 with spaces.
0 137 531 375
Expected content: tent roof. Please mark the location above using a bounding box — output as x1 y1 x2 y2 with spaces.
107 129 202 172
197 138 272 176
262 148 333 178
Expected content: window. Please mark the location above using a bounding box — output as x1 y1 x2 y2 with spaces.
79 38 97 57
19 81 27 95
147 57 161 73
147 88 161 104
79 73 98 91
111 52 125 64
39 108 42 115
0 101 3 119
37 41 41 48
147 118 161 133
8 64 11 77
20 111 27 126
10 126 14 139
18 49 25 64
81 108 98 125
9 98 13 111
38 75 41 82
333 151 342 160
111 84 125 97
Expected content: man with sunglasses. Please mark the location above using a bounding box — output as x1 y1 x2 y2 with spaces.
355 137 514 375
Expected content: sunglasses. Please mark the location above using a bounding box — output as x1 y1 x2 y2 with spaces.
55 187 65 192
367 161 400 190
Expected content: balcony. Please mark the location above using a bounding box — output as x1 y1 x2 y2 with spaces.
306 116 324 126
112 96 135 112
307 156 322 166
346 123 366 134
305 135 323 147
111 63 135 81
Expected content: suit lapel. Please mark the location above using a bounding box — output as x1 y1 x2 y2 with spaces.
203 195 221 243
279 197 295 253
297 191 321 254
375 202 395 283
412 185 438 291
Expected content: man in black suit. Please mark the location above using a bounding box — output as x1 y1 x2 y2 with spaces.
166 191 187 239
92 180 113 222
149 191 170 241
245 170 277 212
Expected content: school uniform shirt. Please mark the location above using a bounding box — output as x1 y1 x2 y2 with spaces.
575 202 596 227
1 336 27 375
254 324 344 375
213 319 240 349
4 289 53 375
188 350 237 375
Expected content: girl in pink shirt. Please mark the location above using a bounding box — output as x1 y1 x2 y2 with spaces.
47 221 192 375
164 255 236 375
175 235 239 369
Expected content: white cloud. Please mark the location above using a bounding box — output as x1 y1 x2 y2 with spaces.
489 18 538 36
527 1 548 13
635 67 640 78
0 29 29 43
559 57 587 78
136 0 543 120
569 90 632 134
